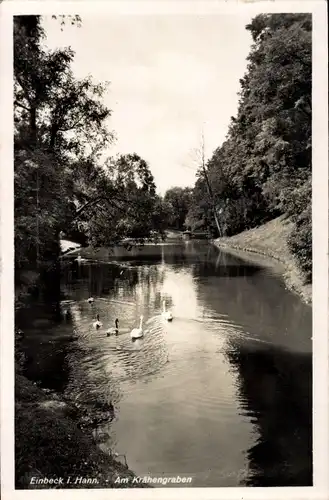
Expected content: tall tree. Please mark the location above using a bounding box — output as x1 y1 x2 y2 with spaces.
80 154 162 245
14 16 164 277
187 13 311 279
163 187 193 230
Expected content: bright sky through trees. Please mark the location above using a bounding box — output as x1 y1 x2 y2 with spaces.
42 14 253 193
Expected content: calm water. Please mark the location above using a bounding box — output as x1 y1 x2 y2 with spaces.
18 241 312 487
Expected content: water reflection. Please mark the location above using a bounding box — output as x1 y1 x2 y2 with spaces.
226 340 312 486
18 241 312 487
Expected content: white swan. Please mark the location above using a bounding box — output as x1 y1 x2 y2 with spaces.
130 315 144 339
87 297 94 304
162 300 173 321
106 319 119 337
93 314 103 329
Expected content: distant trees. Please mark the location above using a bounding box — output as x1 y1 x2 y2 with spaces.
14 16 165 277
163 187 193 230
186 14 312 280
81 153 163 245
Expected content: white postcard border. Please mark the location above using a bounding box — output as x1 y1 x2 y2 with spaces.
1 1 328 499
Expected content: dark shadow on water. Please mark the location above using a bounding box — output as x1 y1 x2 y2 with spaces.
226 341 312 486
16 298 77 392
22 342 71 393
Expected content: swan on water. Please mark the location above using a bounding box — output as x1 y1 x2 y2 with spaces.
162 300 173 321
87 297 94 304
93 314 103 329
130 315 144 339
106 319 119 337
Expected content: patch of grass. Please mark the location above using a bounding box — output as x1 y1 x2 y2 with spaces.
15 374 148 489
215 216 312 304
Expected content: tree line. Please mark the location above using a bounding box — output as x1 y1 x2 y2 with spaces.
185 14 312 281
14 14 312 287
14 15 174 282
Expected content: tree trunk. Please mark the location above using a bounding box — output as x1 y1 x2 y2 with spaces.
40 232 62 319
49 123 59 149
30 105 37 145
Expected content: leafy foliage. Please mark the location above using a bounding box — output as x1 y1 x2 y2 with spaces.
286 179 312 280
14 15 112 157
76 154 164 246
187 14 312 280
14 16 165 276
163 187 193 230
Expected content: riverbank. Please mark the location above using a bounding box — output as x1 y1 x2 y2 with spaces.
214 216 312 305
15 369 148 489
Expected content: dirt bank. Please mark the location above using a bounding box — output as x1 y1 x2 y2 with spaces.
214 216 312 305
15 371 148 489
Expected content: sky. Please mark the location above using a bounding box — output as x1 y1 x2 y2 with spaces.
42 14 253 194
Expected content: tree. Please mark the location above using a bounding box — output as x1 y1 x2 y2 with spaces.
14 15 113 270
151 197 174 235
14 16 112 157
79 154 163 245
14 16 165 278
185 176 213 232
163 187 193 230
187 14 311 279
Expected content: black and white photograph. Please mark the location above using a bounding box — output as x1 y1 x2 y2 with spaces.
0 0 328 498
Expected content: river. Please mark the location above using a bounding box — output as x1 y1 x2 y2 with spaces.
17 240 312 487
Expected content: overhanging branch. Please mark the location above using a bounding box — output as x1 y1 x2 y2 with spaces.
71 194 127 222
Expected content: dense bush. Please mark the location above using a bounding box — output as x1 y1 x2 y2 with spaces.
286 180 312 282
288 210 312 282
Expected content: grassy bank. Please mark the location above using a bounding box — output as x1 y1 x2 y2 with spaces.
214 216 312 305
15 371 147 489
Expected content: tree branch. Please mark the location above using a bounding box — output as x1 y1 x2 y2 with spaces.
14 100 31 112
58 114 86 132
71 194 127 222
14 74 31 102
